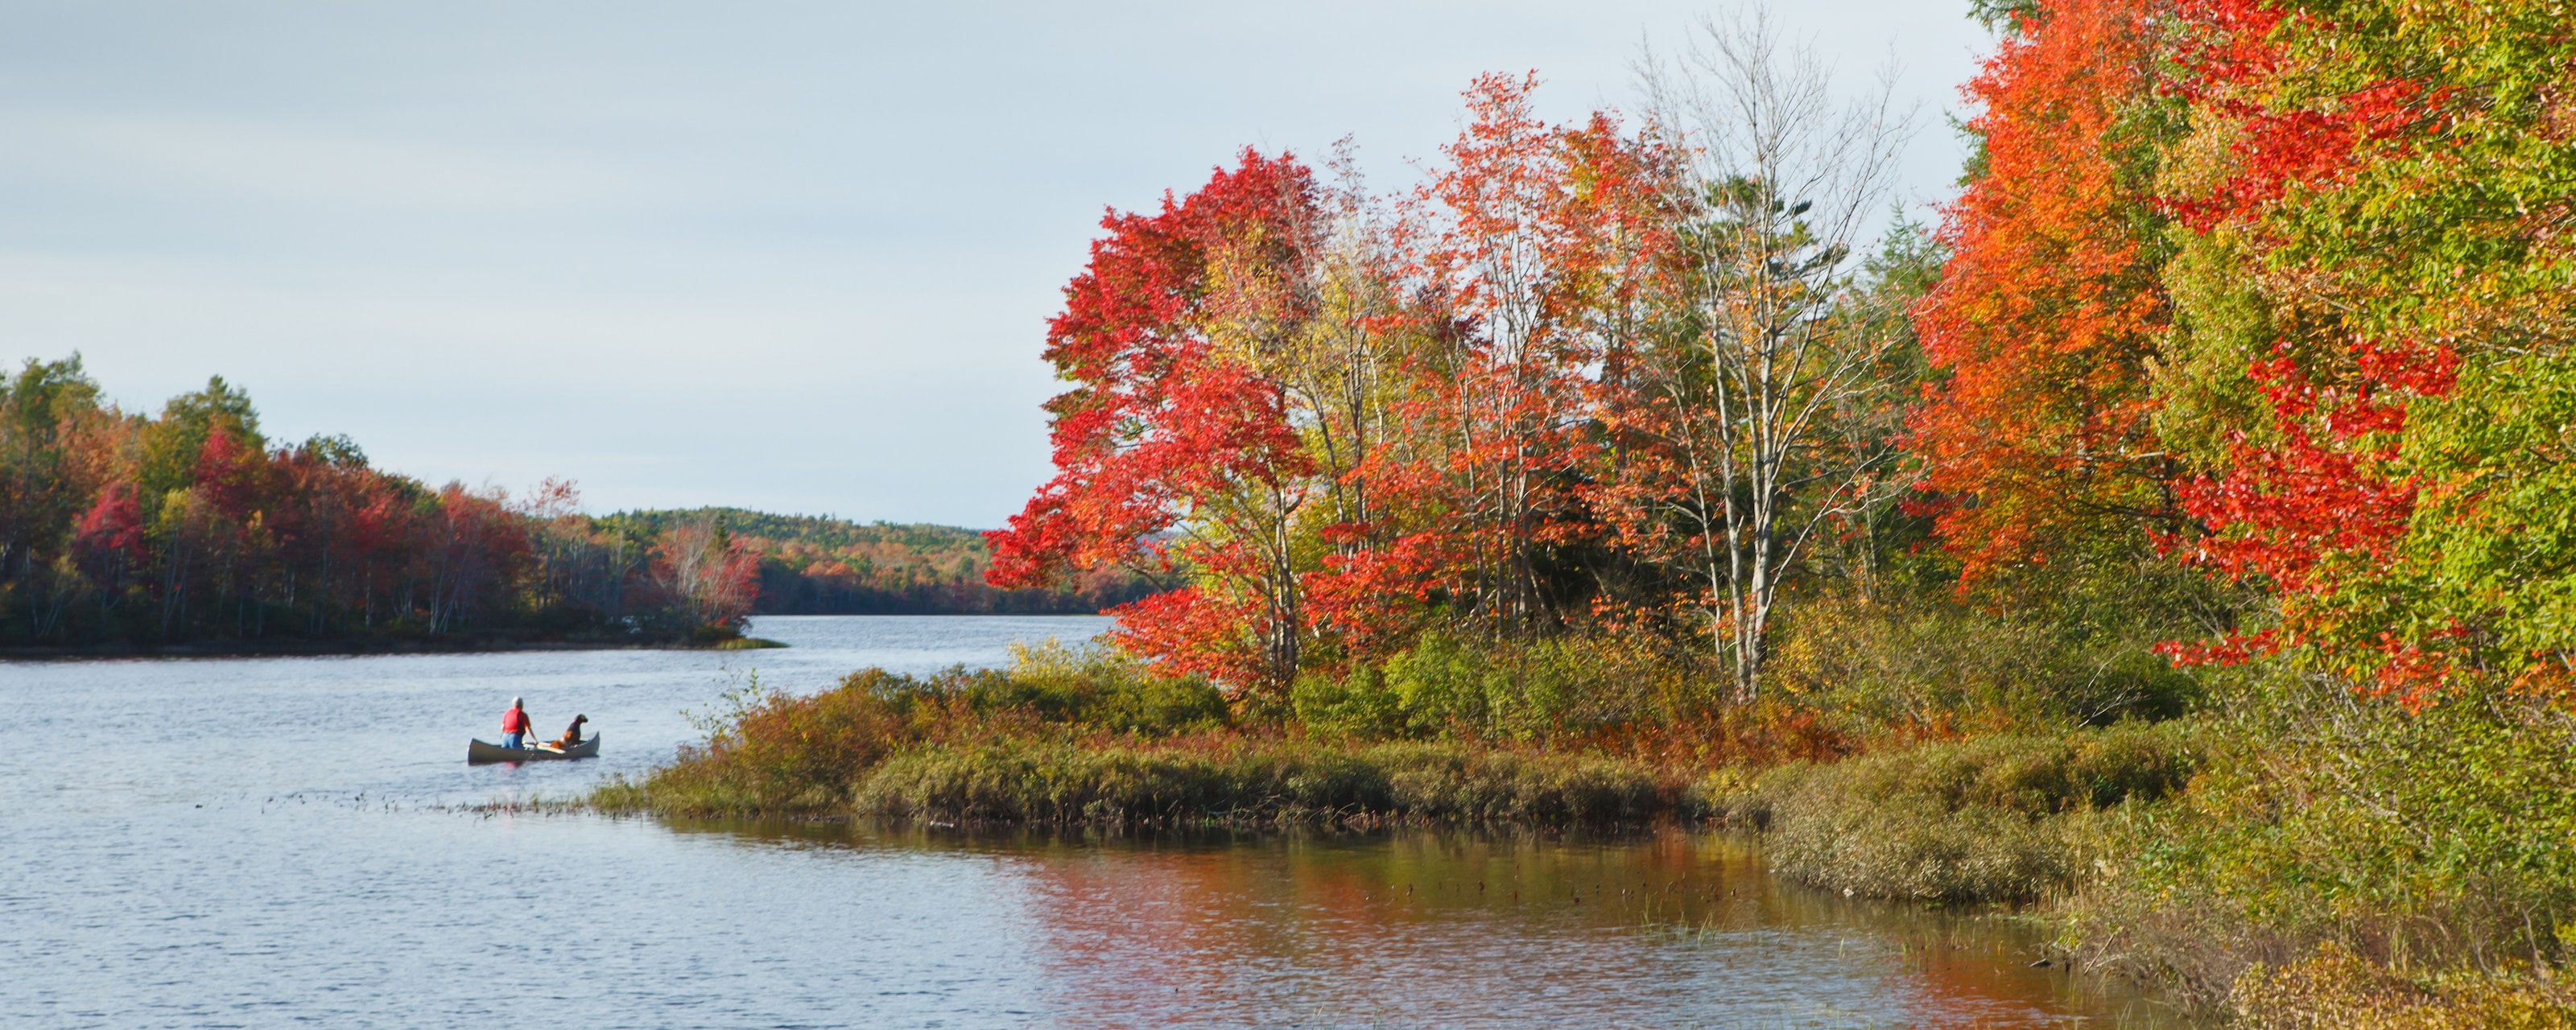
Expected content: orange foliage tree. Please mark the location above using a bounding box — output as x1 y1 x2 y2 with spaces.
1909 0 2179 587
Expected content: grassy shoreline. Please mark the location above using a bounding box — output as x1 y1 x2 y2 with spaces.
586 651 2576 1024
597 737 1682 828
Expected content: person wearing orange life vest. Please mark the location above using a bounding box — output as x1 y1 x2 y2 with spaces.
501 697 532 749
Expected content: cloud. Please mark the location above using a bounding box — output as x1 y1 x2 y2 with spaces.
0 0 1991 527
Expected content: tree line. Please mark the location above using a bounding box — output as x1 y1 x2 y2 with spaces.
621 509 1156 616
0 365 737 648
0 360 1158 650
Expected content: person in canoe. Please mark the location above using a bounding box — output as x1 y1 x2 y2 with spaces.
547 714 588 750
500 697 532 749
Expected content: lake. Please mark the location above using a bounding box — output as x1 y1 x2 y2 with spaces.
0 616 2194 1028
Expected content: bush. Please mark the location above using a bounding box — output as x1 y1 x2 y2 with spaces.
2066 677 2576 1004
1291 664 1408 739
1293 632 1708 743
631 670 926 816
1767 572 2210 731
992 639 1231 735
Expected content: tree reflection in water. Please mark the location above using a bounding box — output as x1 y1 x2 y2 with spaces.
671 822 2197 1028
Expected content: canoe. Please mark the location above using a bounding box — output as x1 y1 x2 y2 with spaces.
468 735 600 764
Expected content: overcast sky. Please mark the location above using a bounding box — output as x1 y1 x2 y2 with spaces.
0 1 1992 527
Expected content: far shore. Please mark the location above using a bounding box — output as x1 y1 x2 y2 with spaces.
0 637 789 661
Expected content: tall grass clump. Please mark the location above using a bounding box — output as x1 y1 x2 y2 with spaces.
854 740 1671 827
601 643 1229 817
1692 721 2203 904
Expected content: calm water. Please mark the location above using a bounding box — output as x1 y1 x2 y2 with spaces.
0 616 2193 1028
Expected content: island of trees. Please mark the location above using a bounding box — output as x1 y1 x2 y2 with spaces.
0 365 1139 652
606 2 2576 1024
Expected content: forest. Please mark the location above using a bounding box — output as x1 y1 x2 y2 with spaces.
607 1 2576 1023
0 367 1130 651
620 509 1155 616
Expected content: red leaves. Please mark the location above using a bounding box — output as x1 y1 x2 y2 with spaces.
1303 529 1459 657
2136 1 2475 708
990 78 1674 690
2352 342 2458 400
1104 586 1262 690
192 428 268 521
2161 0 2434 234
2165 0 2287 95
985 150 1327 692
989 150 1322 593
2173 424 2413 594
72 481 145 562
650 521 759 631
1359 73 1658 633
2165 340 2455 700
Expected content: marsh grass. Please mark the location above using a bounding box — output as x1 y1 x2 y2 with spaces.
443 793 592 817
853 740 1671 826
1692 723 2203 904
2053 680 2576 1011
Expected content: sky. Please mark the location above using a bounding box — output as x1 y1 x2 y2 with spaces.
0 1 1995 528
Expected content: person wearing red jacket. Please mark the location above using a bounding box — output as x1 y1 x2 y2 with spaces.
501 697 531 749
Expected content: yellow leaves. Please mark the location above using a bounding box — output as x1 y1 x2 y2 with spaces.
2231 941 2576 1030
2160 108 2252 210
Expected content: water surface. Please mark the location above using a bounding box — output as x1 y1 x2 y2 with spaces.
0 616 2192 1028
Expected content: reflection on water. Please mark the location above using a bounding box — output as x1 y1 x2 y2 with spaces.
671 822 2194 1029
0 616 2198 1028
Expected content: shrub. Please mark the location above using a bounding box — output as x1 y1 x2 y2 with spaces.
1767 582 2207 731
2067 677 2576 1003
1291 665 1407 739
1292 632 1710 743
983 640 1231 735
636 670 923 816
600 642 1228 817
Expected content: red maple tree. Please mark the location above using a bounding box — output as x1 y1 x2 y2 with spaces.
985 150 1324 694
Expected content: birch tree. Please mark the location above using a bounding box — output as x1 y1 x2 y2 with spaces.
1632 11 1914 701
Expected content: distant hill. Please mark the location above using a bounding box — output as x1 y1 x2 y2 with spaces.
609 508 1158 616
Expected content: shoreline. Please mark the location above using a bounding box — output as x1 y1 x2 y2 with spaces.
0 637 788 661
